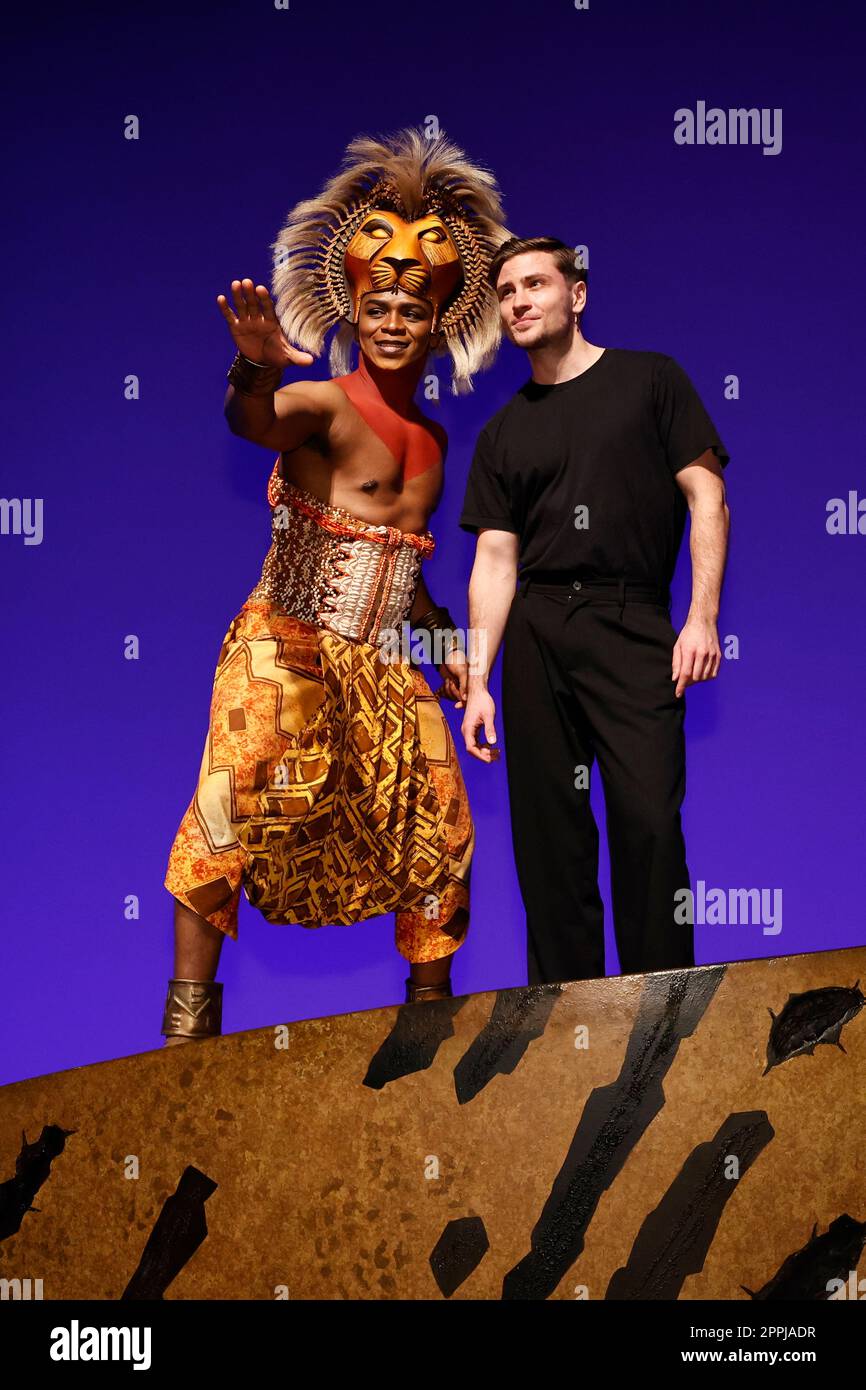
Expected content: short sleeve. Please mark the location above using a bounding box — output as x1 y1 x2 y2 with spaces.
653 355 730 474
459 425 519 534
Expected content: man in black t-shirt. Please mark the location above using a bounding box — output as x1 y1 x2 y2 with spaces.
458 236 731 984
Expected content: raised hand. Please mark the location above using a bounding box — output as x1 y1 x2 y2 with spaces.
217 278 314 368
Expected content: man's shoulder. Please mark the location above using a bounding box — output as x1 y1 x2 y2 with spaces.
608 346 672 373
607 348 692 397
477 392 524 447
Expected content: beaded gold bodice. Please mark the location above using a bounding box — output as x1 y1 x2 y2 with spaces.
244 464 435 645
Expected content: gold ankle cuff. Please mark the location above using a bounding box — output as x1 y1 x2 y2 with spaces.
404 976 453 1003
161 979 223 1038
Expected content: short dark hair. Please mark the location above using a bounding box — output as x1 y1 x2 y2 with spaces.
487 236 588 331
487 236 588 293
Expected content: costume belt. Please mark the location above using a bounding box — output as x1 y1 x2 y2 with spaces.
246 466 435 644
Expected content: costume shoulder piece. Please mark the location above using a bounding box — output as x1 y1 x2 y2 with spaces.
271 127 512 394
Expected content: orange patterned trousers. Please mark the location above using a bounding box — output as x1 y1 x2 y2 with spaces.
164 600 473 963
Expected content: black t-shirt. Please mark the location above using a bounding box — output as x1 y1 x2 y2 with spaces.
459 347 730 589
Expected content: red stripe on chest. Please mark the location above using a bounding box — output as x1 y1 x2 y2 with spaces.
334 377 442 481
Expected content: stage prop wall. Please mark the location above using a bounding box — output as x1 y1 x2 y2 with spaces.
1 0 864 1083
1 946 863 1300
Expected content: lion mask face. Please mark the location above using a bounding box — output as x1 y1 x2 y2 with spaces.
343 209 462 328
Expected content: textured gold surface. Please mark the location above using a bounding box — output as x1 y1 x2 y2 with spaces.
1 947 864 1300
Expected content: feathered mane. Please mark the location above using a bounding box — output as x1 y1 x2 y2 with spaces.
270 127 511 394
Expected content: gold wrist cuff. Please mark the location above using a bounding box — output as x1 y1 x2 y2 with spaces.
413 604 457 633
226 351 284 395
161 979 223 1038
412 605 464 656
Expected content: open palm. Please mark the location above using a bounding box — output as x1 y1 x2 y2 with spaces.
217 277 314 368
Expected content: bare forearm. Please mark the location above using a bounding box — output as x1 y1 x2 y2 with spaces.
467 554 517 686
687 496 730 621
224 381 279 439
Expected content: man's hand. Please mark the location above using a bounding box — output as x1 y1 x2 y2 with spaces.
672 615 722 698
461 686 500 763
217 278 314 368
434 649 469 706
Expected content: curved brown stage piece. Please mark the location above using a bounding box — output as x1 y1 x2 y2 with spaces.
0 946 863 1300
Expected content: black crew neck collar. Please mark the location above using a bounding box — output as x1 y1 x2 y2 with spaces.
523 347 614 396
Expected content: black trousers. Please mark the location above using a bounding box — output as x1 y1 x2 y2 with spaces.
501 575 694 984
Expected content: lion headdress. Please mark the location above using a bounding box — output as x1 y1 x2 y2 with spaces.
271 127 512 395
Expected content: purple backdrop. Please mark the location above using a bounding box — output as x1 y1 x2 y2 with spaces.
2 0 864 1085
